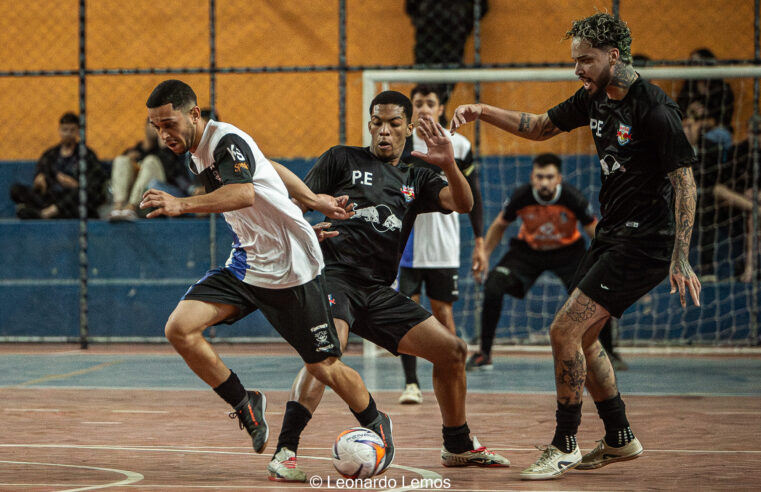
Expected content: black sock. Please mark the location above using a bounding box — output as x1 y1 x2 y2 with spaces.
401 354 419 386
351 394 379 428
595 393 634 447
442 423 474 454
275 401 313 455
551 401 582 453
213 371 247 408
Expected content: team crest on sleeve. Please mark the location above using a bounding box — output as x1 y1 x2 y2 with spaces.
401 185 415 202
616 123 632 146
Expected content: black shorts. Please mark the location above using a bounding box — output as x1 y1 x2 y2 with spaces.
570 239 670 318
183 267 341 363
398 267 459 302
326 271 433 356
488 238 586 298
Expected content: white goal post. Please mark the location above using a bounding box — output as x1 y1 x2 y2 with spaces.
360 66 761 357
362 66 761 145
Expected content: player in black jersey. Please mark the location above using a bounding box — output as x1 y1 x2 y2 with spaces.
452 13 701 480
267 91 510 480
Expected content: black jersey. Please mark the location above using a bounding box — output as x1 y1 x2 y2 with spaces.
548 77 696 258
502 183 596 251
304 145 449 285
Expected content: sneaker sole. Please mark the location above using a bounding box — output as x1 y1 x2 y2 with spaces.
520 461 580 480
254 393 269 454
576 448 643 470
442 460 510 468
267 474 306 483
398 397 422 404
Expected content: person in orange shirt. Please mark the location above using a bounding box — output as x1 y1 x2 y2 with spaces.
469 153 625 369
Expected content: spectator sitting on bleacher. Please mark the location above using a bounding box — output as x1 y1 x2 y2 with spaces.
10 112 105 219
713 115 761 282
677 48 735 142
109 118 202 221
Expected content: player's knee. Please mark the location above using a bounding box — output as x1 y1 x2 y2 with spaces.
304 359 332 383
446 336 468 365
164 319 187 346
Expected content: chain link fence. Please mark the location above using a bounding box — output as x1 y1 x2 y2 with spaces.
0 0 758 344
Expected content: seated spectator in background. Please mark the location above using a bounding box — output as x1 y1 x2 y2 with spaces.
677 48 735 138
109 117 201 221
713 115 761 282
683 100 736 279
10 112 105 219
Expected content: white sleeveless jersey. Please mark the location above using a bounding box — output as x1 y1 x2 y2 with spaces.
190 120 323 288
401 132 472 268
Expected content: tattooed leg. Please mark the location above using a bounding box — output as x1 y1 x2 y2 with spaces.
550 289 610 405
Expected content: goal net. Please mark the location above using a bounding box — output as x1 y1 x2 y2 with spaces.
363 66 760 348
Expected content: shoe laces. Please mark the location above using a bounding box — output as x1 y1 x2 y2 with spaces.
282 456 298 469
533 445 558 466
471 446 494 456
228 410 245 430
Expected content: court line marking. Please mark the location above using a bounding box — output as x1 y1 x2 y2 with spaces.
0 445 440 492
10 360 125 387
0 460 143 491
112 409 169 414
5 408 61 412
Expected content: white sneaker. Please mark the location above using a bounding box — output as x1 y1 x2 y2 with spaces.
441 436 510 467
267 447 306 482
576 437 643 470
398 383 423 404
520 444 581 480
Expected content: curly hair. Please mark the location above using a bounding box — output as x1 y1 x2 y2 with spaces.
565 12 632 65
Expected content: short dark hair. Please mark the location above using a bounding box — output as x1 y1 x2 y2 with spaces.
59 112 79 126
410 84 443 104
566 12 632 65
369 91 413 122
146 79 197 110
533 153 562 173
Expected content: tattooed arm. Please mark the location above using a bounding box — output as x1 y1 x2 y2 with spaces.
667 166 701 307
450 104 564 141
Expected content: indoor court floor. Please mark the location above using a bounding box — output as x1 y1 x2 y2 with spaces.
0 343 759 491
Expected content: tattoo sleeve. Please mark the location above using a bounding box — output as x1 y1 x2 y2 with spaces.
668 166 697 266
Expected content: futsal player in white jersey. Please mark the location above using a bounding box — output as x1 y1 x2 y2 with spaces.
139 80 394 481
397 85 484 404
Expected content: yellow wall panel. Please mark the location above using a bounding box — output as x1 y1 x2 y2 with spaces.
87 0 209 69
0 0 79 71
0 77 79 160
216 72 339 159
217 1 339 67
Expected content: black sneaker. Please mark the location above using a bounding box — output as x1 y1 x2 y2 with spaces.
229 390 269 453
366 411 394 474
466 352 493 371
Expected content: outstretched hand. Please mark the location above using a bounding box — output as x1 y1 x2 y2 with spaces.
450 104 482 133
312 194 355 220
410 115 455 170
471 243 488 283
312 222 338 242
140 188 183 218
669 256 701 308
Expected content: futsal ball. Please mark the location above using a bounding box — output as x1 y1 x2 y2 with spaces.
331 427 386 478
